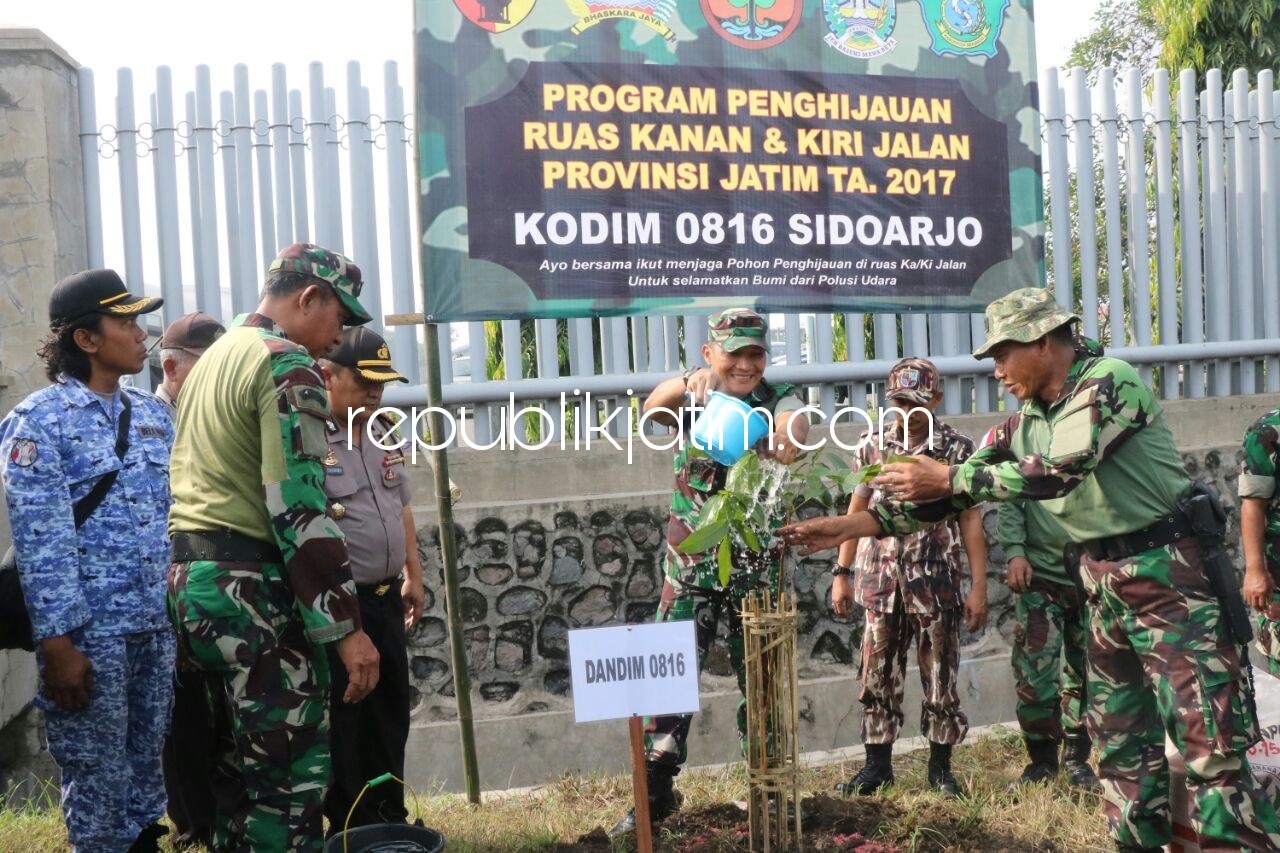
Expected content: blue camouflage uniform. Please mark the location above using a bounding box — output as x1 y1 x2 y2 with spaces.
0 376 176 853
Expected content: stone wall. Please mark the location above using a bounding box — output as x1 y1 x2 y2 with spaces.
404 429 1258 726
0 29 87 797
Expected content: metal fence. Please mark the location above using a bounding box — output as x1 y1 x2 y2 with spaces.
80 63 1280 442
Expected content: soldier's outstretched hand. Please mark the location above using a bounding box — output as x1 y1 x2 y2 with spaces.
335 630 381 703
873 455 953 502
779 512 881 555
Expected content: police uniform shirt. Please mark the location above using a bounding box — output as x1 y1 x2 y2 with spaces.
323 417 412 584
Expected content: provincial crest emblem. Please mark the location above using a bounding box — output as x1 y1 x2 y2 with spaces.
700 0 803 50
454 0 538 33
823 0 897 59
566 0 678 41
921 0 1009 57
898 368 919 388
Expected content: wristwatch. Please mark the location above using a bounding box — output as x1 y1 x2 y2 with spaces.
682 366 703 388
831 562 851 577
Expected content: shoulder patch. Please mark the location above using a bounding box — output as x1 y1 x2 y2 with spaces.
9 438 37 467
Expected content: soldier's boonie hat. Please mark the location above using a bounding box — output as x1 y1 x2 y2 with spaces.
49 269 163 326
269 243 372 326
162 312 226 351
887 357 940 406
328 327 408 383
973 287 1080 359
707 308 770 353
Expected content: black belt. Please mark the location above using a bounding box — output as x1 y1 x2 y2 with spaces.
1081 512 1194 562
172 530 283 564
355 576 402 597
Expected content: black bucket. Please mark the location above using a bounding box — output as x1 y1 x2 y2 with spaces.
323 823 445 853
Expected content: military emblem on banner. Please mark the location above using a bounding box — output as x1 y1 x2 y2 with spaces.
700 0 803 50
566 0 678 40
823 0 897 59
921 0 1009 57
454 0 538 32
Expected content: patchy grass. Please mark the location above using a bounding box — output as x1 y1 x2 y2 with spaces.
0 729 1110 851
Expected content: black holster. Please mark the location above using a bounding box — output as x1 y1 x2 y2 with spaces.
1179 480 1254 646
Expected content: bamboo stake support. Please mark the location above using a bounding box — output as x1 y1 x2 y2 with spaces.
741 590 801 852
629 715 654 853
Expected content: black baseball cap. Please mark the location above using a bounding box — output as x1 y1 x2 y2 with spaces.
49 269 163 326
327 327 408 383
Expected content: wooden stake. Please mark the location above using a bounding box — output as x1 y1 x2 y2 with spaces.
629 715 654 853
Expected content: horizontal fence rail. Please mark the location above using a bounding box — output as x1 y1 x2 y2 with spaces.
82 64 1280 442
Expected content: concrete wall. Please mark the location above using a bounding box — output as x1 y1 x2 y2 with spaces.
0 29 86 796
399 394 1280 792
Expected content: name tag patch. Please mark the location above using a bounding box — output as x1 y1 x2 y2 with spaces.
138 425 167 439
325 465 344 476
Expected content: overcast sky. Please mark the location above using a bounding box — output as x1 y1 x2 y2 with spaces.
7 0 1101 92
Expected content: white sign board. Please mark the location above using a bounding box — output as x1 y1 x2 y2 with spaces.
568 621 700 724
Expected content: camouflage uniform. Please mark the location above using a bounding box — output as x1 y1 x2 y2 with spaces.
1 377 176 853
870 288 1280 851
168 245 369 852
645 308 803 771
994 422 1092 745
851 416 975 747
1238 408 1280 677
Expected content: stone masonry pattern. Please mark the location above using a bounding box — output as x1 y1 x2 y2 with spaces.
408 446 1245 723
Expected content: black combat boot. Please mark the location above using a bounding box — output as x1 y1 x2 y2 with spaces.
1062 728 1102 793
1016 737 1060 784
608 762 680 837
837 742 895 796
927 741 961 798
127 823 169 853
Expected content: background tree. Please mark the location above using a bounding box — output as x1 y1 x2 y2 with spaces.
1065 0 1162 86
1156 0 1280 84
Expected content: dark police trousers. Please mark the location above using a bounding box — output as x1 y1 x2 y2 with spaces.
323 583 411 833
162 668 218 846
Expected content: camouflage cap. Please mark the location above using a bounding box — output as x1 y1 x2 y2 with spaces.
707 308 770 353
268 243 372 326
972 287 1080 359
886 357 940 405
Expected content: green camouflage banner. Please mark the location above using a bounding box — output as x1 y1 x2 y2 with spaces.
416 0 1042 321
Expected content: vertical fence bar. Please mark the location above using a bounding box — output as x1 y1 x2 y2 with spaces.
384 62 421 385
219 90 246 316
466 321 493 445
938 314 961 415
646 318 664 372
1233 70 1258 391
1225 84 1242 392
784 314 802 366
1126 69 1154 386
152 67 184 320
1179 70 1206 398
1071 71 1100 339
78 68 104 267
271 65 294 249
253 89 276 271
185 92 206 307
1098 69 1127 348
536 319 561 442
233 66 259 312
195 67 222 315
1204 71 1231 395
1260 71 1280 392
288 88 310 243
1228 71 1259 389
325 87 345 249
813 313 836 417
683 313 706 358
970 314 992 412
347 68 383 331
115 69 145 301
309 63 338 250
1152 70 1179 397
1044 68 1072 306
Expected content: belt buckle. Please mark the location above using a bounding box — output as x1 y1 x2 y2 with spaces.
375 582 391 596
